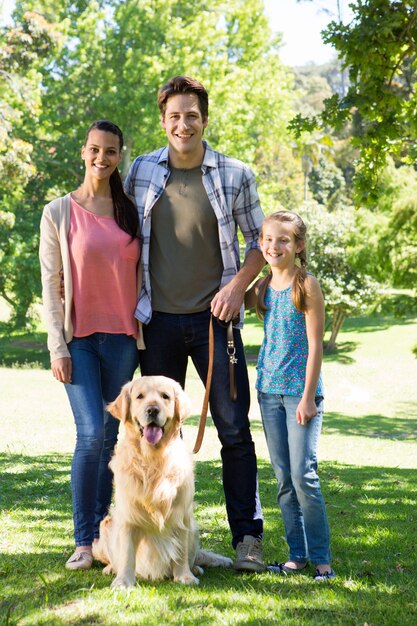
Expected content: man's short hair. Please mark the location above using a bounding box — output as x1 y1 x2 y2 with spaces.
157 76 209 120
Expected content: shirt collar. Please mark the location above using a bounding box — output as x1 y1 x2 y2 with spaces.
157 145 170 166
158 141 216 171
201 141 216 170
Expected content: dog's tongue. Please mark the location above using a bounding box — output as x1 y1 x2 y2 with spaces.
143 424 163 445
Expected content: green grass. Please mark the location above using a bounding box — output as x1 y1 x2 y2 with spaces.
1 310 417 625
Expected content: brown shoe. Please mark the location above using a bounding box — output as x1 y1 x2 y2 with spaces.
234 535 266 572
65 550 93 571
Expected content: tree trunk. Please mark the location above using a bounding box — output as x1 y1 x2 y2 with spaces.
325 306 346 352
122 136 134 180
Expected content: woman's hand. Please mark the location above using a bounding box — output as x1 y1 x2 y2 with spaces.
51 357 72 383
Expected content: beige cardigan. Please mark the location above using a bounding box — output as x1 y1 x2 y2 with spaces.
39 193 144 362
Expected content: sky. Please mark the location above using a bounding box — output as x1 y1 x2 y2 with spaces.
0 0 354 66
264 0 354 66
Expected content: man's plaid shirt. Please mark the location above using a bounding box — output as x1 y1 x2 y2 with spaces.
125 141 264 326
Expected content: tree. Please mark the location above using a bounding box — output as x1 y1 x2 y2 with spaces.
1 0 297 327
0 11 61 327
301 201 380 350
371 159 417 288
293 1 417 204
309 155 348 209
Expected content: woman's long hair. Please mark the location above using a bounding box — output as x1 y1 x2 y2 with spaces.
256 210 308 319
84 120 139 240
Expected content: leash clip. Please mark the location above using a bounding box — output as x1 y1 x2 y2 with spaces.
227 341 237 364
226 321 238 401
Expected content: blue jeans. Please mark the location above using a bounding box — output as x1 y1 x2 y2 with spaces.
140 309 263 548
65 333 139 546
258 393 331 564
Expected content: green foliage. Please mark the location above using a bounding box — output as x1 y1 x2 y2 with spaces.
368 159 417 287
377 292 417 319
0 11 62 328
3 0 416 330
303 201 379 313
295 1 417 204
293 69 334 116
300 201 380 348
295 57 348 99
308 156 347 209
0 0 297 328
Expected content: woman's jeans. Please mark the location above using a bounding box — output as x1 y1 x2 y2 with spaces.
258 392 331 564
65 333 139 546
140 309 263 548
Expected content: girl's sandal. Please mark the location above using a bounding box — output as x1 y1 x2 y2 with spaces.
267 561 308 574
313 567 336 581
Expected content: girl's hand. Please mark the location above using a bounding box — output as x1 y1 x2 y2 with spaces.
296 397 317 426
51 357 72 384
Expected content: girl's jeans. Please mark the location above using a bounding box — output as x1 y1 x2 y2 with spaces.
258 392 331 564
65 333 139 546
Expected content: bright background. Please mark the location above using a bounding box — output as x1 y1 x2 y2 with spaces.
0 0 355 66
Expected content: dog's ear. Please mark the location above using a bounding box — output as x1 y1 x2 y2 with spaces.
173 381 191 423
107 381 132 422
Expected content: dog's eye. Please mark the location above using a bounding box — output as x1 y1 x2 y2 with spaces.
161 392 170 400
137 393 144 399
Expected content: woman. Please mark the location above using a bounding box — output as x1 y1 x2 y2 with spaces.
39 120 142 570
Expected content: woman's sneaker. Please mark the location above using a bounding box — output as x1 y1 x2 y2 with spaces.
65 550 93 570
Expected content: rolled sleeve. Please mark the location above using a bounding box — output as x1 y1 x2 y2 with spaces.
234 166 264 256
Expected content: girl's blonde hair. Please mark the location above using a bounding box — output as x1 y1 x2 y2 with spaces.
256 210 308 319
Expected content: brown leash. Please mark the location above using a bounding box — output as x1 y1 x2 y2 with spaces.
193 315 214 453
193 315 237 454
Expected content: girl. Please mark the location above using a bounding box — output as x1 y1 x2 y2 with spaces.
39 120 143 570
251 210 335 580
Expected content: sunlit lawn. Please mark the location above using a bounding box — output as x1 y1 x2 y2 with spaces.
1 310 417 625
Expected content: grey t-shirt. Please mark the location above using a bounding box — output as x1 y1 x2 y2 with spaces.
149 166 223 313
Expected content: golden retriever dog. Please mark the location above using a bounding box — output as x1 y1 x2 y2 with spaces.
93 375 232 588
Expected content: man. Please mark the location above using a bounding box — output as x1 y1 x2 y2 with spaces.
125 76 265 572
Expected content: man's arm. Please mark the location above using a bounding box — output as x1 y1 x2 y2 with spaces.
211 161 265 321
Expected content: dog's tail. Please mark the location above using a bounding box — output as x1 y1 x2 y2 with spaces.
195 549 233 568
92 515 113 565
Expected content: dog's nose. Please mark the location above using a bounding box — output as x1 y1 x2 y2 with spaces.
146 406 159 420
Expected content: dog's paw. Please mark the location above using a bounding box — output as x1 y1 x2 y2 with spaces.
175 572 200 585
111 575 136 589
219 556 233 568
102 564 114 575
192 565 204 576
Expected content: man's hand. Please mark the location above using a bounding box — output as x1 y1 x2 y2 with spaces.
51 357 72 384
211 280 244 322
211 248 265 322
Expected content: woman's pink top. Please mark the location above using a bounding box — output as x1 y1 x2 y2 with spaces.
68 196 140 338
